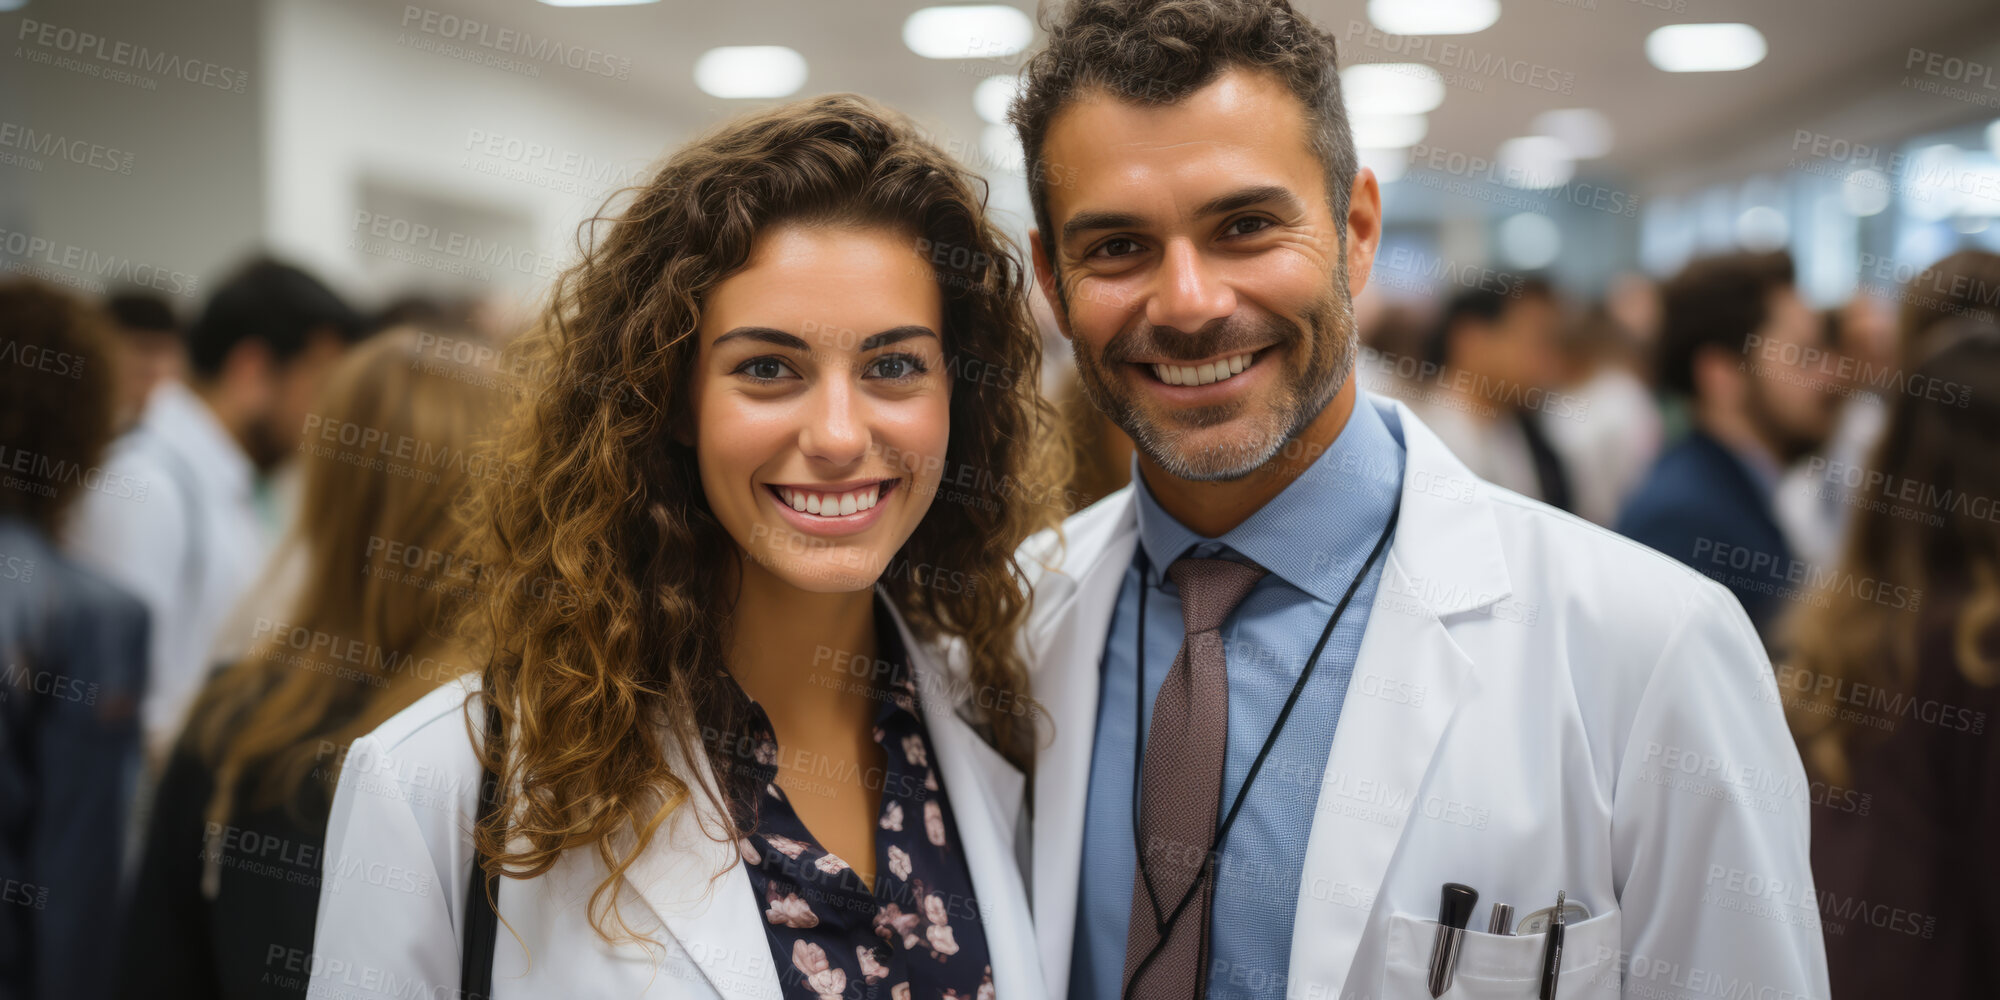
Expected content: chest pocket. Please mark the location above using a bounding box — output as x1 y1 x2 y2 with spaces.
1382 908 1622 999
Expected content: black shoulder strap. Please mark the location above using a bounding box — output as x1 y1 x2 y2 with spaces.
460 701 502 999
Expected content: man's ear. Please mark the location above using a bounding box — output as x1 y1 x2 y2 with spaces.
1029 229 1074 342
1691 343 1745 405
1344 166 1384 300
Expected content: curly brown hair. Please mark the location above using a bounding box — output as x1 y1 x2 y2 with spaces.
462 94 1066 940
0 280 117 536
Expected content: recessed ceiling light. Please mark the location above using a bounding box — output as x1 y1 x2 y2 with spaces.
904 5 1033 60
1646 23 1767 73
1342 63 1447 116
1986 119 2000 157
1367 0 1498 36
693 46 808 99
1351 113 1429 149
1497 136 1574 189
1530 108 1613 159
975 74 1021 125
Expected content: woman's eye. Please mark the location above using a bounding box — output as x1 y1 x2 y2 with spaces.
867 354 928 380
735 357 795 381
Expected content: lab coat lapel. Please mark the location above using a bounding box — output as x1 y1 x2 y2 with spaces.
617 751 783 1000
892 599 1044 999
1287 399 1511 998
1028 493 1140 998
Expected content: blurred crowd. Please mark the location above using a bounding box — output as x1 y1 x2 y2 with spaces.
3 240 1998 997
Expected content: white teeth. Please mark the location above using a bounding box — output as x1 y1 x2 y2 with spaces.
1152 352 1254 387
775 484 887 518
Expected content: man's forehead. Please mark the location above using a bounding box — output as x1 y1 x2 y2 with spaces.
1040 67 1321 226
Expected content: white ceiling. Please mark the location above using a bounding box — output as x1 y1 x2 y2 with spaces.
380 0 2000 193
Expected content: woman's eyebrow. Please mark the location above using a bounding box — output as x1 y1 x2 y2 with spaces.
858 325 940 350
712 327 811 350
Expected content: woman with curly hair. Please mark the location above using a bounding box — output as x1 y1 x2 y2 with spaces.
311 95 1066 1000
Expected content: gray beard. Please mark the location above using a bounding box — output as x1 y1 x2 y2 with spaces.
1069 279 1357 483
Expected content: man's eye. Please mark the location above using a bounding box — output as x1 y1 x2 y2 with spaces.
735 357 794 381
1226 217 1273 237
1093 237 1142 259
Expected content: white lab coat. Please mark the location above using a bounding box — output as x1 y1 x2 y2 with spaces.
309 594 1045 999
1019 397 1829 1000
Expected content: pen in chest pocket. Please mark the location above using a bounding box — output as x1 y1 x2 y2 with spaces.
1427 882 1479 997
1537 889 1567 1000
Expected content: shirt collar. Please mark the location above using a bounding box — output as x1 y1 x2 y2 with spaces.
1132 390 1406 606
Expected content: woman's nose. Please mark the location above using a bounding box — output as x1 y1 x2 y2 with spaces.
797 375 870 468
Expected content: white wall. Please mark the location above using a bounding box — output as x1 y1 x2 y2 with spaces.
262 0 690 314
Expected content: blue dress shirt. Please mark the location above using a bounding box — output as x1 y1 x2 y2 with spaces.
1070 394 1405 1000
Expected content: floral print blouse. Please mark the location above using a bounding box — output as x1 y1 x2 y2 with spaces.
720 606 996 1000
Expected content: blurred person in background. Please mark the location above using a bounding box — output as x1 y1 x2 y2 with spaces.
312 96 1065 999
1774 301 1897 566
66 259 363 764
0 281 150 1000
102 291 185 433
1619 252 1839 642
1542 305 1663 527
1781 318 2000 998
1408 279 1575 510
116 327 504 1000
1776 252 2000 570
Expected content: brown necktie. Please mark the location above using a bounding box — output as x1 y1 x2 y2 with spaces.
1122 555 1268 1000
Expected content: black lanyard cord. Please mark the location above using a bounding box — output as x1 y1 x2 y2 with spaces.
1123 503 1400 999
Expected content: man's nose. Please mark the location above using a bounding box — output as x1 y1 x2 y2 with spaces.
1145 239 1237 336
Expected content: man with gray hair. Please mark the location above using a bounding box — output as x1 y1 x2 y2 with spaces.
1010 2 1829 998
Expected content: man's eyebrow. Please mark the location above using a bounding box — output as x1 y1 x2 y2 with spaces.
712 327 810 351
1061 210 1149 245
1195 184 1304 219
858 325 939 351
